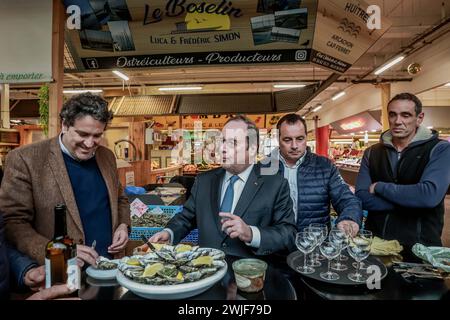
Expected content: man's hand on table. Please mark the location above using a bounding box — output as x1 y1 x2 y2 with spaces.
27 284 80 300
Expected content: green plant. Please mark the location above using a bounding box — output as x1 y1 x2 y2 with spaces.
38 84 49 136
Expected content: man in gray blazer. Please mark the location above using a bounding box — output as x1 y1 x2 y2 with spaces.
150 115 296 257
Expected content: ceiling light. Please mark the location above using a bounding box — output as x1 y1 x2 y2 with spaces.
112 70 129 81
332 91 346 101
312 105 322 112
273 84 306 88
158 86 202 91
371 129 377 132
374 55 405 75
63 89 103 93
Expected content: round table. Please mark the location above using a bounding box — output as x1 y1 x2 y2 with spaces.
79 255 297 300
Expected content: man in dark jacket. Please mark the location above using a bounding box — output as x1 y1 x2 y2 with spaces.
356 92 450 249
150 115 297 257
264 114 362 234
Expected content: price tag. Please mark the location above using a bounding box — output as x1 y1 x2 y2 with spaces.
130 198 148 217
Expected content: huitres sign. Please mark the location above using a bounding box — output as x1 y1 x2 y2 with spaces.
64 0 390 73
64 0 316 69
310 0 391 73
0 0 52 83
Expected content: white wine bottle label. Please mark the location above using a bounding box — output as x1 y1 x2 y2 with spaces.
44 258 52 289
66 257 81 290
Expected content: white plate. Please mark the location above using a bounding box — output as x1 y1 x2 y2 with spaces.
116 262 227 300
86 260 120 280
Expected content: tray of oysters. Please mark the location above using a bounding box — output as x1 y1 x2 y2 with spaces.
116 244 228 299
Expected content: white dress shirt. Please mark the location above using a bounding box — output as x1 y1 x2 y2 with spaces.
220 164 261 248
165 164 261 248
279 151 306 223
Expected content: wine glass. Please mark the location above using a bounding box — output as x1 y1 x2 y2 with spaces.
347 230 373 283
308 223 328 261
329 227 350 271
295 231 318 274
319 241 341 281
335 223 355 262
304 226 322 267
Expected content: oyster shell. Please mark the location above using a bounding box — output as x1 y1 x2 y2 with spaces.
96 256 118 270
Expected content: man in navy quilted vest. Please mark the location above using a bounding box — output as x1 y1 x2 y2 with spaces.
356 93 450 250
266 113 362 235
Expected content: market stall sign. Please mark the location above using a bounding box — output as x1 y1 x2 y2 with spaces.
310 0 391 73
63 0 317 70
0 0 52 83
149 115 181 130
265 113 289 128
181 114 265 129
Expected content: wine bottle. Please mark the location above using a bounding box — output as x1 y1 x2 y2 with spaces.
45 204 80 290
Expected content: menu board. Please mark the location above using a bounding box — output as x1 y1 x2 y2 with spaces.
310 0 391 73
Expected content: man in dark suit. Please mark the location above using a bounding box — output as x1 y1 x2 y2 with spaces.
150 115 296 257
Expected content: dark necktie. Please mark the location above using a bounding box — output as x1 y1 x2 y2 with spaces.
220 175 240 213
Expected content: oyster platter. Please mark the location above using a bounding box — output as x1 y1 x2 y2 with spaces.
116 244 228 299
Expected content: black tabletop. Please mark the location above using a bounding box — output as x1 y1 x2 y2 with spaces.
79 255 297 301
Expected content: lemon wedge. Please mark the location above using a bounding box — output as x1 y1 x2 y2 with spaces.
150 243 165 251
126 258 141 266
176 271 184 281
142 263 164 278
175 244 192 253
192 256 213 267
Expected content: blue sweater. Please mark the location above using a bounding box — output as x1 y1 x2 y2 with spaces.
62 153 112 258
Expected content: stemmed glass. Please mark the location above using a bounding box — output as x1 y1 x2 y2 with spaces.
347 230 373 283
329 227 350 271
308 223 328 261
336 223 355 262
304 226 323 267
295 231 318 274
319 241 341 281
